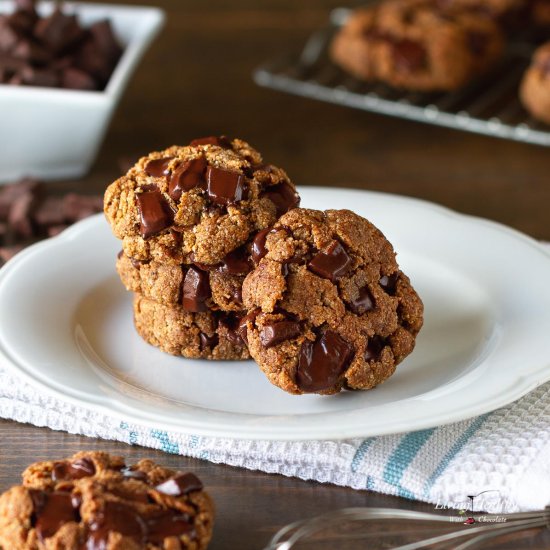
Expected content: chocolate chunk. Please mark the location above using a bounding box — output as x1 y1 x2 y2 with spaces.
89 19 122 63
308 240 352 281
121 466 147 481
237 309 259 345
206 166 246 205
52 457 95 482
219 313 244 345
12 40 51 65
62 193 103 222
218 246 251 274
136 190 174 238
182 266 211 312
0 178 41 218
393 39 427 72
467 32 488 56
33 197 65 226
147 510 194 543
232 286 243 306
8 191 36 237
364 336 387 362
0 245 24 264
348 285 375 315
379 273 399 295
200 332 219 351
168 156 207 201
30 490 79 541
190 136 231 147
15 0 37 14
34 9 83 54
260 320 301 348
7 9 37 34
144 156 174 178
18 66 59 87
46 224 65 237
0 17 21 52
87 501 146 548
296 331 354 392
262 181 300 216
251 227 272 264
61 67 96 90
155 472 203 496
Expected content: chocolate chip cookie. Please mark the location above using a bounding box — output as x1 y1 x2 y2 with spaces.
134 294 250 360
520 42 550 124
117 250 248 313
0 451 213 549
241 209 423 395
531 0 550 26
330 0 504 91
104 137 300 266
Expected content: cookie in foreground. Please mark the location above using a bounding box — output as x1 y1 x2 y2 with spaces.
241 208 423 395
0 451 213 549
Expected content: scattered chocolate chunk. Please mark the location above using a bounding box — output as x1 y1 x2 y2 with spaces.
200 332 219 351
190 136 231 147
364 335 387 362
262 181 300 216
206 166 246 205
33 197 64 226
30 490 79 541
348 285 375 315
47 224 68 236
218 246 251 274
136 190 174 239
260 320 301 348
8 191 36 237
295 330 354 392
62 193 103 222
182 266 211 312
168 156 207 201
393 39 427 71
155 472 203 496
308 240 352 281
0 245 24 264
144 156 173 178
379 272 399 295
15 0 36 14
52 457 96 482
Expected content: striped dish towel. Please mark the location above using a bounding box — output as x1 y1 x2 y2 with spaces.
1 363 549 514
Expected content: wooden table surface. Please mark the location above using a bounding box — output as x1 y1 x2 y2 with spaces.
2 1 550 548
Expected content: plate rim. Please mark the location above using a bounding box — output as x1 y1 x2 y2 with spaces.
1 187 550 441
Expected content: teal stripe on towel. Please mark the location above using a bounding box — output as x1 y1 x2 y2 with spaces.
422 414 490 498
383 428 436 498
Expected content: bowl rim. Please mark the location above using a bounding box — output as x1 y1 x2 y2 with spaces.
0 0 165 102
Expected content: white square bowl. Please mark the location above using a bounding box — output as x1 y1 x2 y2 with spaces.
0 1 165 183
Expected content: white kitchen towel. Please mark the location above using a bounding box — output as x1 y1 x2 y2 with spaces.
1 365 549 514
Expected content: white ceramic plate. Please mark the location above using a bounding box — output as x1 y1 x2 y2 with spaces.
1 187 550 440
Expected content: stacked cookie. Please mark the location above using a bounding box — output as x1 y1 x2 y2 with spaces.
105 136 300 362
104 137 424 395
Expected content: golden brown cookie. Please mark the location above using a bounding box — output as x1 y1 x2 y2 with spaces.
134 293 250 360
241 209 423 395
330 0 504 91
0 451 213 549
117 250 247 313
520 42 550 124
104 137 300 266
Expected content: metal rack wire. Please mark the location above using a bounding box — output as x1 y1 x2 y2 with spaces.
253 8 550 147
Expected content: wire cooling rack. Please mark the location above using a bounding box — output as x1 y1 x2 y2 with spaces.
253 8 550 147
